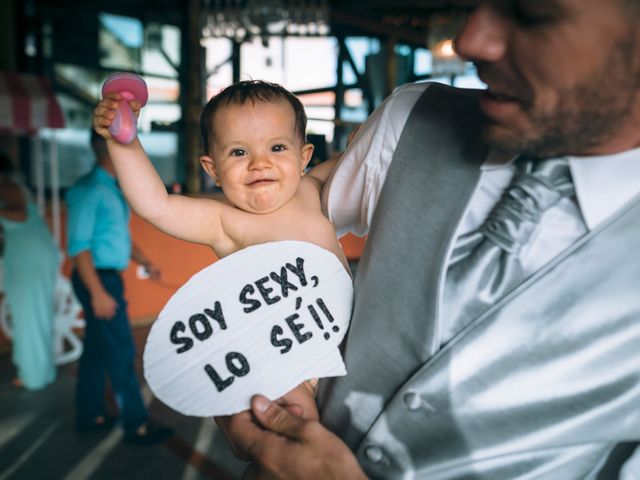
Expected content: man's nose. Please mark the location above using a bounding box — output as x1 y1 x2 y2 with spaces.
454 4 508 63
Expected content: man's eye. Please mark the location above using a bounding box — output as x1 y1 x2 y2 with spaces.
512 4 554 27
271 144 286 152
515 12 551 27
230 149 246 157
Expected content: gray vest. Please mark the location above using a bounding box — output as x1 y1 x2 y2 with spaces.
318 83 640 479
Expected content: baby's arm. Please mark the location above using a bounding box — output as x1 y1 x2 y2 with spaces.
306 125 361 187
304 152 341 186
93 94 227 248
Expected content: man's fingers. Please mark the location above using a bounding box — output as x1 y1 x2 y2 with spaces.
274 395 304 418
283 403 304 417
251 395 306 439
96 308 115 320
215 413 254 461
94 296 117 320
231 412 285 467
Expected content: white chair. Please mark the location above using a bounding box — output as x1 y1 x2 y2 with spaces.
51 273 85 365
0 260 85 366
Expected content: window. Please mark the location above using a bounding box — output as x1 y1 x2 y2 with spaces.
98 13 143 71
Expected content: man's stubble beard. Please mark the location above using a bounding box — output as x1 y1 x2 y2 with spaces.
484 36 640 158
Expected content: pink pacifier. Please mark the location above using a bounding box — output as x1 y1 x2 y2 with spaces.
101 73 148 144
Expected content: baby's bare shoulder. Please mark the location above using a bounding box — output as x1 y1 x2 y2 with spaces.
300 174 323 193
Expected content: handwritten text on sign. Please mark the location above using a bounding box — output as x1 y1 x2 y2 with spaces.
143 241 353 417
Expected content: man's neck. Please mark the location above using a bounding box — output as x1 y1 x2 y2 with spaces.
99 158 116 177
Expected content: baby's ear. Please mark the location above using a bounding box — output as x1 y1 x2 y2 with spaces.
200 155 221 186
300 143 314 173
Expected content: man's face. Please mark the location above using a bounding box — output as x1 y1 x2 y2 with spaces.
454 0 640 157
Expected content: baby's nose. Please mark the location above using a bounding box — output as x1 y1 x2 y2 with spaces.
249 153 272 169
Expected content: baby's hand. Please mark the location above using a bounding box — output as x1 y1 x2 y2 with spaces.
93 93 142 141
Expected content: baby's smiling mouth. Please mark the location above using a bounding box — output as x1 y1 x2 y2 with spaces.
247 178 276 187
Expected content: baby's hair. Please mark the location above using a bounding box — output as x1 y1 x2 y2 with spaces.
200 80 307 154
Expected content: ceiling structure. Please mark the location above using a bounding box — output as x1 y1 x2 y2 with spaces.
329 0 478 46
32 0 481 49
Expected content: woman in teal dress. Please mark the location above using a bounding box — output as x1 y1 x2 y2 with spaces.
0 153 59 390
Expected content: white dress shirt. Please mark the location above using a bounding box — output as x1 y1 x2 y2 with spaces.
323 81 640 279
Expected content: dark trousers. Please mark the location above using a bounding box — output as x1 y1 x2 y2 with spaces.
72 270 148 434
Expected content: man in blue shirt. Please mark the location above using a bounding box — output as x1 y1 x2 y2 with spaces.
66 129 172 445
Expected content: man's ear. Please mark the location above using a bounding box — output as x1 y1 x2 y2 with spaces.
200 155 221 186
300 143 314 174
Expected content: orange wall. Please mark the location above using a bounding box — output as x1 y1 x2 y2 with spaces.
339 231 367 263
1 210 366 349
117 214 219 322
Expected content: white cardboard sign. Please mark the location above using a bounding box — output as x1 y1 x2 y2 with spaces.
143 241 353 417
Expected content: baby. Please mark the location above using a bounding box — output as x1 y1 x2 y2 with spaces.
94 80 346 433
93 79 348 271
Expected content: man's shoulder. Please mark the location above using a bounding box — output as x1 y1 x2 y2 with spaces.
392 80 481 97
378 82 480 124
393 81 482 104
65 173 108 205
386 82 432 107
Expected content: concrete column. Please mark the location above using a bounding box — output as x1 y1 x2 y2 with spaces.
184 0 206 194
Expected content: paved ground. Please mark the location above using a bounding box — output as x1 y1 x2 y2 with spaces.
0 325 247 480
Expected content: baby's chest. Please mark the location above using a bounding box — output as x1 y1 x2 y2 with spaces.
239 209 332 245
250 215 328 243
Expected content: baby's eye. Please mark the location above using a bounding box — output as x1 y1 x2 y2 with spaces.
230 148 246 157
271 144 286 152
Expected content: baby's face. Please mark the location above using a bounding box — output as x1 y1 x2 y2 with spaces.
202 100 313 214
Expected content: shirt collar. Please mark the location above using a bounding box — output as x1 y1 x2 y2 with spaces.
93 165 118 187
481 147 640 230
567 147 640 230
482 150 517 169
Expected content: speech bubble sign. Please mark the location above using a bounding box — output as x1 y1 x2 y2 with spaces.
143 241 353 417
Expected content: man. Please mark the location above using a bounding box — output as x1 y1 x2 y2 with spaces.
223 0 640 478
66 130 173 445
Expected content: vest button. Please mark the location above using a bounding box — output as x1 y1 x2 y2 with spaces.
403 391 422 411
364 445 385 464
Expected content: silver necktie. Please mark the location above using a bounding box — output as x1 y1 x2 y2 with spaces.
442 157 575 345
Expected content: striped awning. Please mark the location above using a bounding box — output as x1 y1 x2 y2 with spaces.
0 71 64 134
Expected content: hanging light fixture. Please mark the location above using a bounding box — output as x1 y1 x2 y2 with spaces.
201 0 330 47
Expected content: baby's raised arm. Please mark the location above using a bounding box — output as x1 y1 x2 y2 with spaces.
93 94 227 249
